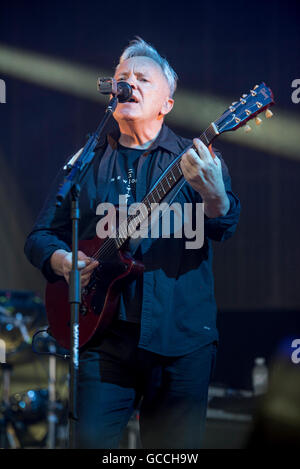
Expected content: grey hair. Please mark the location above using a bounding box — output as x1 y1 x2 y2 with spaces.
117 37 178 97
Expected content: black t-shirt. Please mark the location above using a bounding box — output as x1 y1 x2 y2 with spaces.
108 143 143 205
108 143 145 323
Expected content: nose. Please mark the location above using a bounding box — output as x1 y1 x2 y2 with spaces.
126 73 137 89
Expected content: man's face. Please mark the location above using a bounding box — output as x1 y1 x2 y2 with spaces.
113 56 173 125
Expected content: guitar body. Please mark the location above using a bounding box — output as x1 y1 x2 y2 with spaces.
45 236 144 350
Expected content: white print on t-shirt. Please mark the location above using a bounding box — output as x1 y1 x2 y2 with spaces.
110 168 136 202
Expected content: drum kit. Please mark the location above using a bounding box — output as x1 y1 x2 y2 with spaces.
0 290 69 448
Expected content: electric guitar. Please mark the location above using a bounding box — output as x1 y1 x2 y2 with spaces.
46 83 274 350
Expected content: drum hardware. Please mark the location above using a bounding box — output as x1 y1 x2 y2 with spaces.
47 343 58 449
0 363 21 448
0 291 68 448
0 290 46 364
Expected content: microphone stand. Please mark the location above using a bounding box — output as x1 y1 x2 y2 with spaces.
55 94 119 449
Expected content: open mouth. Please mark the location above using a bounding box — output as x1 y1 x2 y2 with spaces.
128 97 138 103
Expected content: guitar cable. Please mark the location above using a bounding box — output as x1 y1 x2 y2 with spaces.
31 328 70 360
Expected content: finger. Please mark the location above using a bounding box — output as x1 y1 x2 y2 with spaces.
78 251 93 264
182 149 204 168
180 156 193 178
180 157 199 184
78 250 91 259
80 273 89 287
80 272 95 286
81 280 88 288
64 259 87 271
180 160 193 178
63 252 90 270
208 144 221 166
213 155 221 169
185 150 199 166
80 260 99 275
80 273 91 283
63 252 73 268
193 138 212 163
81 277 91 288
208 144 215 159
78 256 97 269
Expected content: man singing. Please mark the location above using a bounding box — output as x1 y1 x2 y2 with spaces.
24 37 240 448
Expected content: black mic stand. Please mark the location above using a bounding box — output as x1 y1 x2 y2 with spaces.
55 80 131 448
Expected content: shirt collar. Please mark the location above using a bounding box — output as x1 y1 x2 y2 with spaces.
101 122 184 155
149 124 184 154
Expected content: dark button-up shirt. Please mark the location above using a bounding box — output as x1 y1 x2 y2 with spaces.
24 124 241 356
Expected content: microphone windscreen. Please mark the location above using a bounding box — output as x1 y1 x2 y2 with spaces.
117 82 133 103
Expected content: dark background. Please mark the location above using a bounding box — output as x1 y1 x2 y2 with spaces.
0 0 299 388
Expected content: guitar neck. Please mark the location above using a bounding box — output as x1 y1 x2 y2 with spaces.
114 122 219 249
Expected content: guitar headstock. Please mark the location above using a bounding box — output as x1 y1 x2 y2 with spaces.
215 83 274 134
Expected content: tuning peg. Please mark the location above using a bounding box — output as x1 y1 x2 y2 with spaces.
242 94 247 98
231 101 238 106
244 125 252 133
253 84 259 90
265 109 273 118
255 117 262 125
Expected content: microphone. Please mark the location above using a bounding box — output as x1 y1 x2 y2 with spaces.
97 77 132 103
116 81 133 103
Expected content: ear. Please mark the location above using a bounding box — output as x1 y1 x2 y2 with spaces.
159 97 174 119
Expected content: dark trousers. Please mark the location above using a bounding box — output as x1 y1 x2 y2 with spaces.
75 321 217 449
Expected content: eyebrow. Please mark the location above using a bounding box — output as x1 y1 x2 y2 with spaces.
115 71 150 79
